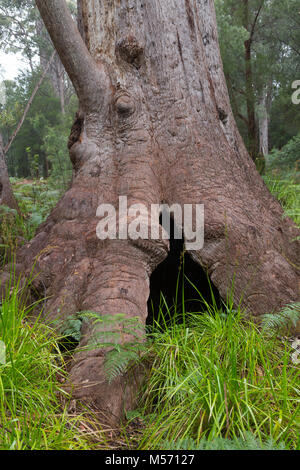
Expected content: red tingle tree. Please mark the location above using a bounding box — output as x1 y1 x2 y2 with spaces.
1 0 299 423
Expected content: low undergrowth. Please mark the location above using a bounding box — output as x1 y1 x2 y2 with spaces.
1 278 299 450
264 174 300 226
136 296 300 450
0 178 61 264
0 280 111 450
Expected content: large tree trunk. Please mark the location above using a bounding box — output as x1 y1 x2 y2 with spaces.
3 0 299 423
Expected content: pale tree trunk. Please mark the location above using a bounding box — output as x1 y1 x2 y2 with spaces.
258 84 272 157
243 0 259 162
4 0 299 423
258 94 269 156
57 58 66 115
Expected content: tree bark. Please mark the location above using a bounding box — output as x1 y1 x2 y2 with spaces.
242 0 264 163
0 133 19 212
258 94 269 157
244 36 257 160
258 83 272 157
4 0 299 423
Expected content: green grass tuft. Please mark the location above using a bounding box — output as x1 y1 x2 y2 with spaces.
0 280 109 450
139 302 300 450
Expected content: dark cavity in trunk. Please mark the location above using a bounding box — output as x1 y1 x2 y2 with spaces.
147 217 221 328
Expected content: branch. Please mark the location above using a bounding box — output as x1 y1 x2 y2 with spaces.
237 112 249 126
232 85 246 97
35 0 107 108
249 0 264 43
4 51 56 155
226 76 249 126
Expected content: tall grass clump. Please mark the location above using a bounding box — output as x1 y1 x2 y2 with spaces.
0 279 108 450
139 296 300 450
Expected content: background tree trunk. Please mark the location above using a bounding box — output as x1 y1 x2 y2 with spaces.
242 0 264 163
0 133 20 212
3 0 298 423
258 82 272 157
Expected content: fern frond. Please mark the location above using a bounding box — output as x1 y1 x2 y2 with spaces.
65 311 148 382
162 434 286 450
104 348 140 383
104 342 147 383
261 302 300 335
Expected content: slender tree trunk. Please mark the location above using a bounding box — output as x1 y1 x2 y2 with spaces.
0 134 19 212
244 38 257 160
258 93 269 156
243 0 258 162
258 82 272 157
257 93 268 174
57 60 66 115
4 0 299 423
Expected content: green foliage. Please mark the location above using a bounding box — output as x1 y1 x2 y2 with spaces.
80 312 148 384
261 303 300 336
0 66 76 187
0 277 108 450
139 297 300 450
264 175 300 226
0 0 38 61
59 315 84 343
42 122 73 191
104 347 144 384
0 207 29 265
12 178 60 225
269 88 300 150
0 178 62 265
216 0 300 154
1 73 59 178
162 433 286 450
0 0 299 452
25 146 39 178
266 133 300 177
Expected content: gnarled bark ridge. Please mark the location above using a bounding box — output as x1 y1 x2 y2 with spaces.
2 0 299 423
